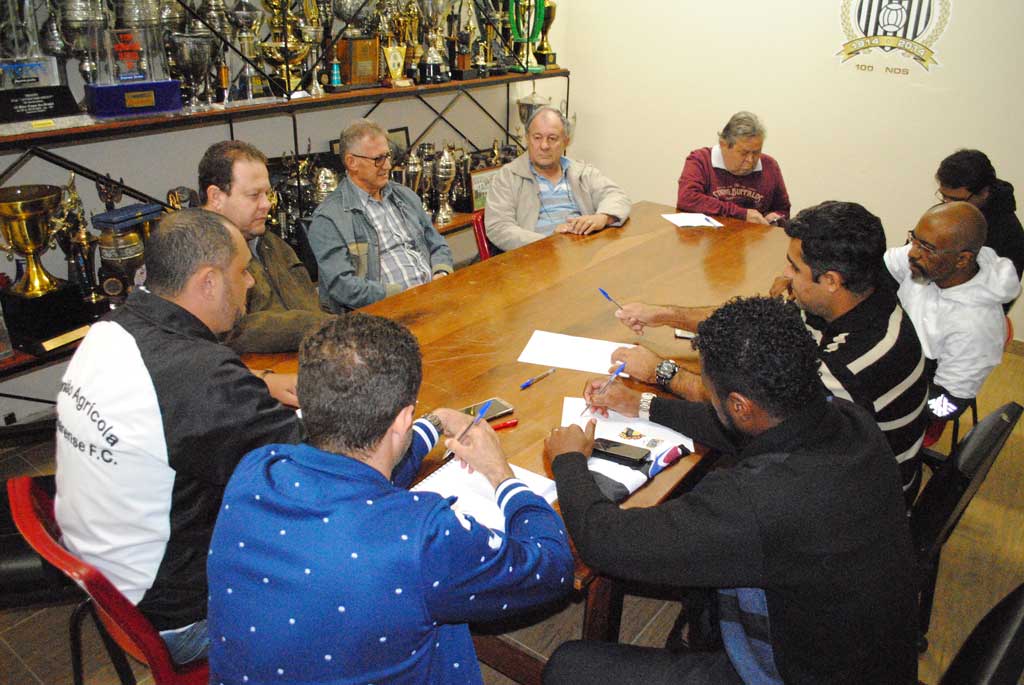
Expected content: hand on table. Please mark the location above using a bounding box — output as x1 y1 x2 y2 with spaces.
582 376 642 418
444 421 515 489
765 212 785 226
432 271 449 281
562 214 610 235
543 420 596 473
264 372 298 407
610 345 662 384
745 209 769 225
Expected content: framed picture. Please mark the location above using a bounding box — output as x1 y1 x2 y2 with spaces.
470 166 502 211
386 126 411 155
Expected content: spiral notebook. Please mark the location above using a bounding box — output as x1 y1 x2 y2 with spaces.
412 462 558 532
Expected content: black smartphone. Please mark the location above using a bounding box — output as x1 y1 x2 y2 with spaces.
591 438 651 466
459 397 514 421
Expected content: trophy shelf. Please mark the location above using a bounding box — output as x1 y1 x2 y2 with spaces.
0 69 570 153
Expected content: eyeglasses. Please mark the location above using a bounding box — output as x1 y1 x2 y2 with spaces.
935 188 975 203
349 151 393 168
906 230 967 257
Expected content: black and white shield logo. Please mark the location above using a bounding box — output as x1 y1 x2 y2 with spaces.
857 0 934 49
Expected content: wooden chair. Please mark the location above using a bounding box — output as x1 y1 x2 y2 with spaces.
909 402 1023 653
5 476 209 685
938 582 1024 685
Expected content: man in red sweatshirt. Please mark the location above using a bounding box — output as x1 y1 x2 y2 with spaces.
676 111 791 226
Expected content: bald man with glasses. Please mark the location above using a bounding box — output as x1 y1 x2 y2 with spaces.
885 202 1020 423
308 119 453 311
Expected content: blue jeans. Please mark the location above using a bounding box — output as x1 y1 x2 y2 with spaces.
159 619 209 665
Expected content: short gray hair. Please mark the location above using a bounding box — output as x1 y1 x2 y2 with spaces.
145 208 238 296
718 111 766 147
339 119 388 158
526 106 571 139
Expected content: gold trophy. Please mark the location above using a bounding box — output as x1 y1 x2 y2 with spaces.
259 0 313 92
0 185 92 352
533 0 556 68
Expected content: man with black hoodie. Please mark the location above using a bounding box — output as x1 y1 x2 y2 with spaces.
936 149 1024 284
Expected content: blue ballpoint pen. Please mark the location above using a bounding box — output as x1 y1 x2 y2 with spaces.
598 287 624 310
581 362 627 416
444 399 493 461
520 367 556 390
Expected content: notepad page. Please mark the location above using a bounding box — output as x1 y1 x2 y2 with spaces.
412 463 557 532
518 330 635 375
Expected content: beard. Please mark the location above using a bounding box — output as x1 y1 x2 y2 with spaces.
909 259 933 284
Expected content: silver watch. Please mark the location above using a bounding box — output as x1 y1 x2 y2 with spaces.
638 392 656 422
655 359 679 388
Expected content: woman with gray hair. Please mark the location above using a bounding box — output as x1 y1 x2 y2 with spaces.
676 111 791 226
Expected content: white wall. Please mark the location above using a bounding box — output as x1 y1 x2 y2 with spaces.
543 0 1024 337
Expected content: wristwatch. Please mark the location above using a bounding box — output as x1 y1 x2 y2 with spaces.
655 359 680 389
638 392 656 422
422 413 444 436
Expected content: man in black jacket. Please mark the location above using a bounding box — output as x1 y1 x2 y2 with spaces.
55 209 302 665
936 149 1024 287
542 296 917 684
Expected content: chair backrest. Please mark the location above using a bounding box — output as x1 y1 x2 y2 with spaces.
940 583 1024 685
5 476 209 685
911 402 1023 564
472 210 492 261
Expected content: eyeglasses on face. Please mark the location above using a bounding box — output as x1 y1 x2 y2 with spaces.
906 229 967 257
935 188 975 203
349 151 393 168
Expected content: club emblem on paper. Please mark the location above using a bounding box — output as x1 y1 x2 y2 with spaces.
619 427 645 441
837 0 951 71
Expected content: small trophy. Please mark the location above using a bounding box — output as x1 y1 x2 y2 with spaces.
533 0 556 68
171 30 214 111
435 144 456 225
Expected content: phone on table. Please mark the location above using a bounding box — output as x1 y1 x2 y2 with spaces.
591 438 651 466
460 397 514 421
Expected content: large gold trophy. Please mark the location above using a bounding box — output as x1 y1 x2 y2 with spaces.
0 185 92 352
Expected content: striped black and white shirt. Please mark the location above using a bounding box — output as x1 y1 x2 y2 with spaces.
803 287 928 468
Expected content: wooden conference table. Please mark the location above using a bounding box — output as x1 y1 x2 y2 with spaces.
244 200 790 682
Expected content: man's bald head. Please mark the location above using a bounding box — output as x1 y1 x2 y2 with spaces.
920 201 987 253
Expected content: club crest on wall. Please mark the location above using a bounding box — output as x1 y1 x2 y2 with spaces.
838 0 951 71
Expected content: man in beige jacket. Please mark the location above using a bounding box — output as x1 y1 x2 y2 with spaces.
485 107 631 251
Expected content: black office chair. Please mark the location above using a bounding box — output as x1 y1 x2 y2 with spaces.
939 582 1024 685
909 402 1023 653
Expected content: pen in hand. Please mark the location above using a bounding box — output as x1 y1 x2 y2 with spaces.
444 399 493 462
581 362 627 416
598 287 624 310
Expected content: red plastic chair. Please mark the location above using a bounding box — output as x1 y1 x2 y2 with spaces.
5 476 209 685
472 210 492 261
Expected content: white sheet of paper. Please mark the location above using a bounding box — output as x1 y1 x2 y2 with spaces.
560 397 695 452
518 330 634 375
412 463 557 532
661 212 723 228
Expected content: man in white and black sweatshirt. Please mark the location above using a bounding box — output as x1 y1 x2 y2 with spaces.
54 209 302 665
542 296 918 685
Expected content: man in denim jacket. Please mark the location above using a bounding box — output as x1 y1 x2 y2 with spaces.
308 119 454 312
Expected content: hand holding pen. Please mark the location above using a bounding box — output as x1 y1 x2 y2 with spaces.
443 399 492 461
580 362 627 416
582 366 643 418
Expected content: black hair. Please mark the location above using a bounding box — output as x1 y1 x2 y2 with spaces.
298 314 422 455
936 149 996 194
144 209 237 296
694 296 822 419
785 201 886 295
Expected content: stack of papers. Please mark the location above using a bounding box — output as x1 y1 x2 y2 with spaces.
661 212 723 228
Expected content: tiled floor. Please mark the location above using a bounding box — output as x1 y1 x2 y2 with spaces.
2 345 1023 684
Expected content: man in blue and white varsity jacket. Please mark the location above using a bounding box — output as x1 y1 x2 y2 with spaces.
207 313 574 684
